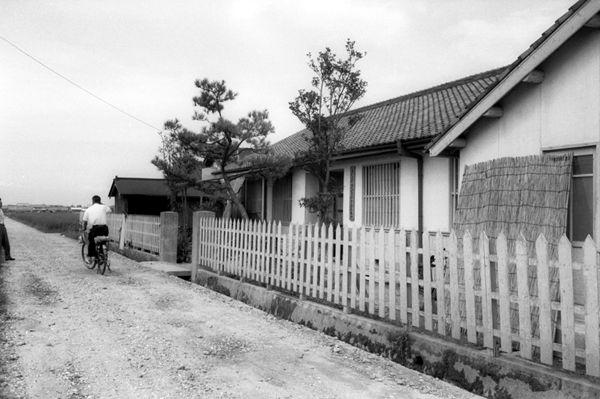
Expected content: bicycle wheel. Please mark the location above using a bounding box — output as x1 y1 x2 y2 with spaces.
96 245 107 275
81 241 95 269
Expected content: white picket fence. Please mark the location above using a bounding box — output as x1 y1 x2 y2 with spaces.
193 216 600 377
106 213 123 243
106 213 161 255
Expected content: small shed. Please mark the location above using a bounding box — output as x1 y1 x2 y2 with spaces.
108 177 205 215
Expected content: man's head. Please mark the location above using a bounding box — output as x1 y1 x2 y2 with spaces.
92 195 101 204
0 198 3 208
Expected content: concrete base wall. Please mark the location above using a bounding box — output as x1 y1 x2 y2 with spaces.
194 268 600 399
109 243 159 263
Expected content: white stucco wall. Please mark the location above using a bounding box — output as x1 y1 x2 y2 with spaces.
423 156 451 232
399 157 419 230
460 29 600 175
285 153 452 230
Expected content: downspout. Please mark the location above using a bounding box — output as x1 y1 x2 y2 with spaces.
417 156 423 244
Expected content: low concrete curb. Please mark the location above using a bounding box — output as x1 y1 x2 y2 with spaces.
109 243 159 263
194 268 600 399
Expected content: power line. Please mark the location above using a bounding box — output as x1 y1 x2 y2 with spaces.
0 35 162 132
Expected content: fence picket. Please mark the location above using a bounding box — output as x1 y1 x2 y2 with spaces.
221 218 227 273
536 234 552 366
516 233 532 359
319 223 326 299
227 218 232 273
479 232 493 349
368 227 376 314
208 218 215 271
350 227 358 309
335 224 342 305
239 220 246 279
252 220 257 278
261 221 267 283
463 230 476 344
286 223 293 291
235 219 240 275
398 229 407 324
558 235 575 371
436 231 446 336
410 229 420 328
234 220 240 275
267 221 274 285
227 219 233 274
342 225 349 310
389 228 396 321
448 231 460 340
423 231 432 331
217 218 224 272
378 227 386 318
583 236 600 377
296 224 303 294
359 227 367 312
313 223 325 299
304 224 312 296
213 217 219 272
255 221 261 282
497 232 511 353
275 222 282 287
327 224 334 302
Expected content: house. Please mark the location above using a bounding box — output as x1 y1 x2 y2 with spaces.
108 176 206 216
427 0 600 247
241 66 507 231
241 0 600 249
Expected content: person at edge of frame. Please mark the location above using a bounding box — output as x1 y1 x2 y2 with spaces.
0 197 15 261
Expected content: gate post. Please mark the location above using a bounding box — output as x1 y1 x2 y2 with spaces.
159 212 178 263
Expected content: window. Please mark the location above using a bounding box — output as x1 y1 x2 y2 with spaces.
545 147 595 242
244 179 263 220
449 157 460 226
362 162 401 226
569 153 594 241
272 175 292 223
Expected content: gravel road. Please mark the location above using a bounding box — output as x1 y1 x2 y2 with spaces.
0 218 479 399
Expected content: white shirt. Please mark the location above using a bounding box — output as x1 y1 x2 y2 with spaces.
0 209 4 225
82 203 111 227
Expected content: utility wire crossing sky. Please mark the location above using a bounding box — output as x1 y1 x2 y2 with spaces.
0 0 573 206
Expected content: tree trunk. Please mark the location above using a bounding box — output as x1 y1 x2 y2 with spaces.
221 169 249 220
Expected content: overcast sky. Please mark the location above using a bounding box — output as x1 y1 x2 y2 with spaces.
1 0 574 206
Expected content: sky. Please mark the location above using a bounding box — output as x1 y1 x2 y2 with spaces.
1 0 574 206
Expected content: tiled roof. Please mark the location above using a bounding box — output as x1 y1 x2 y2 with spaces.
271 66 508 158
108 177 206 197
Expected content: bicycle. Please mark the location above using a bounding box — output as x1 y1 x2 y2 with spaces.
80 232 111 275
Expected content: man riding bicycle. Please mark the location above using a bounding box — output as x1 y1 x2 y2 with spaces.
82 195 111 262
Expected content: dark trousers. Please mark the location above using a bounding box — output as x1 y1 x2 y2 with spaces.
0 224 10 259
88 225 108 257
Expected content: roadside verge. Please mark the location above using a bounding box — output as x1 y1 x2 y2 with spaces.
194 267 600 399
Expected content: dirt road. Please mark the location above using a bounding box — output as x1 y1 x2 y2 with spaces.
0 219 479 399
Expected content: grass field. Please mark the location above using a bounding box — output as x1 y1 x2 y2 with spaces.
6 211 81 240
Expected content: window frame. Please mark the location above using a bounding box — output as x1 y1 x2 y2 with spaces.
449 156 460 228
543 146 596 246
361 161 401 227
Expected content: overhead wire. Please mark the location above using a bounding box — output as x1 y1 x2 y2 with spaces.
0 35 162 132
